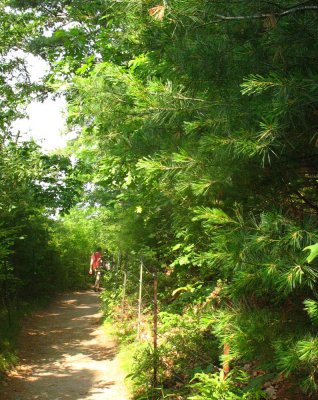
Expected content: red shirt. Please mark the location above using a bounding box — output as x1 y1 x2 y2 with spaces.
91 251 102 270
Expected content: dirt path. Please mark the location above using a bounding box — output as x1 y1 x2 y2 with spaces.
0 291 130 400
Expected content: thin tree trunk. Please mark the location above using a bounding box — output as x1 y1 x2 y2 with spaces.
3 260 12 326
121 252 129 318
222 343 230 379
153 267 158 392
121 271 127 319
117 251 121 271
137 260 143 340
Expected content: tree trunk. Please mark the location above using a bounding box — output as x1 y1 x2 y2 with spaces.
3 260 12 326
121 271 127 319
153 267 158 392
137 260 143 340
117 250 121 272
222 343 230 379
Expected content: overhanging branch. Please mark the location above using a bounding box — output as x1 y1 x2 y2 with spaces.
214 5 318 21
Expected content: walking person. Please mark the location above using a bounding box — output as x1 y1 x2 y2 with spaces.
89 247 103 292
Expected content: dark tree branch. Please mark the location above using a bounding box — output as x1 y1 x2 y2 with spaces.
293 189 318 214
281 177 318 214
214 5 318 21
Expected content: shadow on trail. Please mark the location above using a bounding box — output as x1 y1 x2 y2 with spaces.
0 291 120 400
3 368 106 400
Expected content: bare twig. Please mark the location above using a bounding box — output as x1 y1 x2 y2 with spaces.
294 189 318 214
137 260 143 340
214 5 318 21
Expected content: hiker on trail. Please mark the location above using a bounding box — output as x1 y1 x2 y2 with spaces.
89 247 103 292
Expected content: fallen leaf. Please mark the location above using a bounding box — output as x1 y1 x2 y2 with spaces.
149 5 165 21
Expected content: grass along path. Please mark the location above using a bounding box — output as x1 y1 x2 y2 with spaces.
0 291 130 400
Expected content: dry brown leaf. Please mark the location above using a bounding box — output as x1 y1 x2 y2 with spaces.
264 14 277 28
149 5 165 21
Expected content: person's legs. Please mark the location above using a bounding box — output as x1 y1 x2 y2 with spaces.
94 270 101 291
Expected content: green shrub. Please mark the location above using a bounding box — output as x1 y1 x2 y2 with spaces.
188 371 267 400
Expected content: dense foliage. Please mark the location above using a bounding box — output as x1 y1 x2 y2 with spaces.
0 3 86 368
0 140 86 371
1 1 318 399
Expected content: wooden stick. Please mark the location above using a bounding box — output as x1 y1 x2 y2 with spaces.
117 251 121 271
121 271 127 318
214 6 318 21
222 343 230 379
153 267 158 390
137 260 143 340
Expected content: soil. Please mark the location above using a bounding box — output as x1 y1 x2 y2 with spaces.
0 291 130 400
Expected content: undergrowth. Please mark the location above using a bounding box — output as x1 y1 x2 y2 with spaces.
99 272 240 399
99 270 316 400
